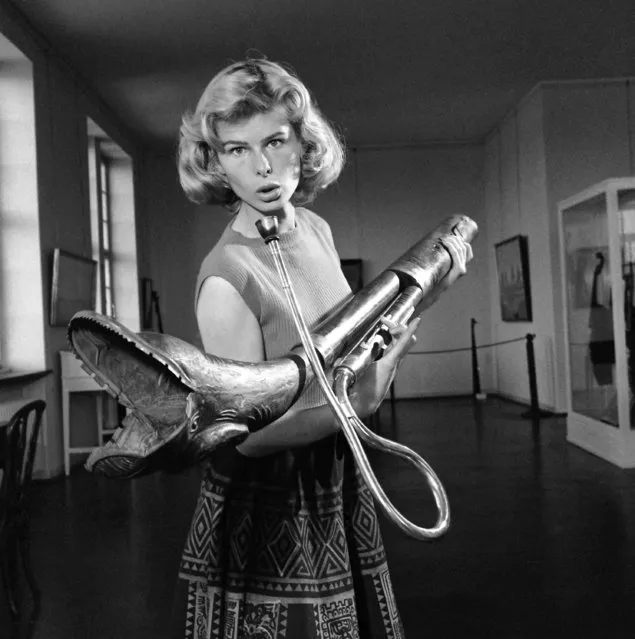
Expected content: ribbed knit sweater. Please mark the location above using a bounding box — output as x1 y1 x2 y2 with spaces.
194 207 352 410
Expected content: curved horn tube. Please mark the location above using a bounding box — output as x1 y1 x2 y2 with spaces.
256 215 476 540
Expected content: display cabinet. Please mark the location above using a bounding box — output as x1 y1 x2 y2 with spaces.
559 178 635 467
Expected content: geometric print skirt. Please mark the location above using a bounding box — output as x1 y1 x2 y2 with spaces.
170 434 406 638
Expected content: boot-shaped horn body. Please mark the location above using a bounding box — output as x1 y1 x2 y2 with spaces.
67 312 306 478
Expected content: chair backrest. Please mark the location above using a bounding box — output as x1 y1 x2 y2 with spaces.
0 400 46 514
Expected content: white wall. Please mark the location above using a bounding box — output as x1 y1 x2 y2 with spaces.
136 152 230 346
485 89 557 409
484 79 635 412
315 144 489 398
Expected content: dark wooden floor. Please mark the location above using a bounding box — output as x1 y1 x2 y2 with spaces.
3 397 635 638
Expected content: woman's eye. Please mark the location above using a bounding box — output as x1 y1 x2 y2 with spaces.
268 138 284 149
228 147 245 157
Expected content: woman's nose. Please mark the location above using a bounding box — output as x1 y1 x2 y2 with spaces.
254 151 272 177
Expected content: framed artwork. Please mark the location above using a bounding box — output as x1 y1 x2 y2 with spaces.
340 259 363 293
141 277 153 329
494 235 533 322
50 249 97 326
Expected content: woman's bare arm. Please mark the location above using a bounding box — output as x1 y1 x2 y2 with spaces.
233 318 420 457
197 276 265 362
196 231 471 458
196 276 415 457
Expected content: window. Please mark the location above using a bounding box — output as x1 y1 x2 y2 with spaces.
86 119 140 331
85 120 140 437
0 33 43 372
88 136 115 316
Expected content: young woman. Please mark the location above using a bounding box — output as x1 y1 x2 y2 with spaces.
175 58 471 638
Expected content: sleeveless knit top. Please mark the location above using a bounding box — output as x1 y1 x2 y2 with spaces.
194 207 352 410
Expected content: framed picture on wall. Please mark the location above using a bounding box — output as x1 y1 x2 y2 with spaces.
50 249 97 326
494 235 533 322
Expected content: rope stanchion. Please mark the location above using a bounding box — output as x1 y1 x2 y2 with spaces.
411 335 526 355
520 333 553 421
409 326 559 422
471 318 487 401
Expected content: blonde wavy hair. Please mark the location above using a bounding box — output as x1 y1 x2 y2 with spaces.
178 59 346 210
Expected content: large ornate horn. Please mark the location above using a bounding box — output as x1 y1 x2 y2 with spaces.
67 214 477 537
255 214 477 540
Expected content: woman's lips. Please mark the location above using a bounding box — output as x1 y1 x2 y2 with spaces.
257 186 282 201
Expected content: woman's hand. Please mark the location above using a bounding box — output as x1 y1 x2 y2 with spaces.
348 316 421 418
440 232 473 286
418 232 474 312
347 232 473 419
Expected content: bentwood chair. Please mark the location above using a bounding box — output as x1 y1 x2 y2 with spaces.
0 400 46 639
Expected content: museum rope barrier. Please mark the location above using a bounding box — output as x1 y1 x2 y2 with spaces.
405 320 558 423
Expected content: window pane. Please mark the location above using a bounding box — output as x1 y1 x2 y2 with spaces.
100 162 107 189
101 193 109 218
102 222 110 250
105 286 113 317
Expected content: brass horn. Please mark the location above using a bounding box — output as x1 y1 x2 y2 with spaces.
67 214 477 540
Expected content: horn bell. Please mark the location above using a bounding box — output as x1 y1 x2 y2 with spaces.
68 311 307 478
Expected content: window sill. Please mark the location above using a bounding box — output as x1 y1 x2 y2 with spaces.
0 369 52 387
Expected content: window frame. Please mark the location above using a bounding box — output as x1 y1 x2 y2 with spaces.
88 137 116 317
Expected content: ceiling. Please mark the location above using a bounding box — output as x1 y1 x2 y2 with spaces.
5 0 635 151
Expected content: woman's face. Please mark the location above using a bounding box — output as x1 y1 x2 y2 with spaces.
215 107 302 215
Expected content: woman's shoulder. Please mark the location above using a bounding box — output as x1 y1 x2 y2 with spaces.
199 222 256 270
296 207 333 239
197 229 258 297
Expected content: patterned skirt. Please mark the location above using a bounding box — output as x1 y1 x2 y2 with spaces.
170 434 405 638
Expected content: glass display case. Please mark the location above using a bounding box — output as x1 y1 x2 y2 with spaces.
559 178 635 467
